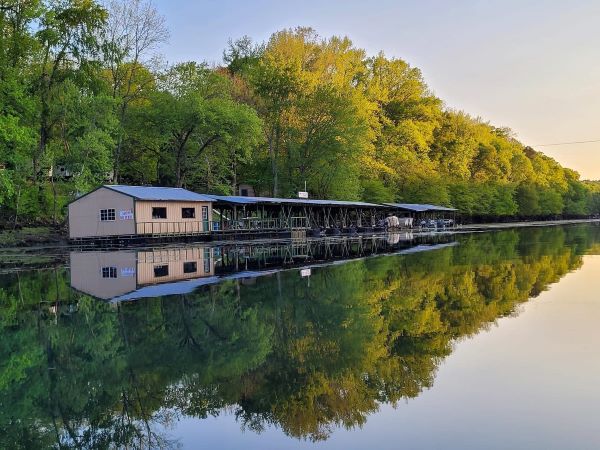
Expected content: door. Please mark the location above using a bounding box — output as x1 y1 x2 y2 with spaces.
202 206 209 232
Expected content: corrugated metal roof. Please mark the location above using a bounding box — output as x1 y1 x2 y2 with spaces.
207 195 387 208
383 203 458 212
104 185 214 202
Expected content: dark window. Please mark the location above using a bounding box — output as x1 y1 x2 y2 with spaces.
182 207 195 219
183 261 197 273
154 264 169 277
102 267 117 278
241 188 248 196
100 209 115 221
152 207 167 219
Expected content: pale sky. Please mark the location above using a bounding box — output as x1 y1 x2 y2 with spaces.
154 0 600 179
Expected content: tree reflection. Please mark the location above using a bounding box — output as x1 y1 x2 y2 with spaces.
1 225 599 446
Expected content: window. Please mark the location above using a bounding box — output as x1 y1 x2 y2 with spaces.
154 264 169 277
102 267 117 278
202 206 209 220
152 207 167 219
241 188 248 196
183 261 197 273
100 209 115 221
182 207 195 219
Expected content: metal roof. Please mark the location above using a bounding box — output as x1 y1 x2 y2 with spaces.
104 185 214 202
82 185 456 211
207 195 387 208
383 203 457 212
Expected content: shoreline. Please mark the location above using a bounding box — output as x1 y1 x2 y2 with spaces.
0 218 598 252
0 218 597 273
438 218 600 233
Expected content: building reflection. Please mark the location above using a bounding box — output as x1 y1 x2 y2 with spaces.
70 233 456 302
70 247 215 301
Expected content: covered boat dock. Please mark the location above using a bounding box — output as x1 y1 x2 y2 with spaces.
208 195 393 235
384 203 458 227
67 184 459 243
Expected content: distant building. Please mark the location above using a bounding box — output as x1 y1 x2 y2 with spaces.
238 184 255 197
68 185 214 239
48 165 113 182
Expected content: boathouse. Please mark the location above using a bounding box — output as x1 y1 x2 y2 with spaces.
68 185 214 239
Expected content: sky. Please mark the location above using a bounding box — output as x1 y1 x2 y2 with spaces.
153 0 600 179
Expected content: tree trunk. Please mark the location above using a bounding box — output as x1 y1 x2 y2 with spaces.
113 105 128 183
34 119 49 182
175 143 184 187
268 129 279 196
231 152 237 194
51 172 57 224
113 133 123 183
13 186 21 230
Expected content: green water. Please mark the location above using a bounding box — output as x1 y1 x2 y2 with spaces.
1 225 600 449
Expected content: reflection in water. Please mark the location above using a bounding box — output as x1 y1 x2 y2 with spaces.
69 233 452 302
0 226 599 448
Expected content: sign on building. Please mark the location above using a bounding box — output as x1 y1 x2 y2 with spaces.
119 210 134 220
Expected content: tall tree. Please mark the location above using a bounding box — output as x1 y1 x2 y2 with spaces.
146 62 262 189
32 0 107 180
101 0 168 183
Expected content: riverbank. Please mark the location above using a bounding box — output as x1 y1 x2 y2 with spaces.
0 226 68 248
453 218 600 232
0 227 68 271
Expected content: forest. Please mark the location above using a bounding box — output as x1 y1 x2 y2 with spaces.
0 225 597 447
1 0 600 224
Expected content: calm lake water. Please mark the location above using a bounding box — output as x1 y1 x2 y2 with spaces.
1 225 600 449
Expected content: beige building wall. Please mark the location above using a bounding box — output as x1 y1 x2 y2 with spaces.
70 251 138 299
135 201 213 234
137 247 214 284
68 188 135 238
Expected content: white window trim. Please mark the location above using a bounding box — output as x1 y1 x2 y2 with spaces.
99 208 116 222
101 266 117 278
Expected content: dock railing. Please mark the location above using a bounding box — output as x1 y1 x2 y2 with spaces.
213 217 308 232
135 216 309 237
136 221 209 236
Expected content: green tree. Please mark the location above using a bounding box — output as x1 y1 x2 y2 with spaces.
32 0 108 179
516 183 541 216
144 62 262 190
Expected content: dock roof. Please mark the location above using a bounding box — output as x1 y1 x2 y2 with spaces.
207 195 387 208
383 203 458 212
104 185 215 202
74 184 456 212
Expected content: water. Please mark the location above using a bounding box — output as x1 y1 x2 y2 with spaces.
1 225 600 449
